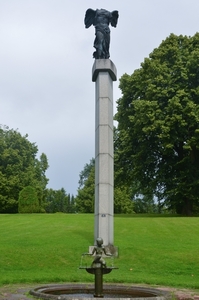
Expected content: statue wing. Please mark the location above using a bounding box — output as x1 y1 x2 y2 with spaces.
111 10 119 27
84 8 96 28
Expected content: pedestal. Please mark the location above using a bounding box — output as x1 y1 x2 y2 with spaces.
84 266 115 298
92 59 117 247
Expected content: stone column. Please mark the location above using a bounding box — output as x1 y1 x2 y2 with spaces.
92 59 117 247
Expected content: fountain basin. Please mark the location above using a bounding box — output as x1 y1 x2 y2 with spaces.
30 283 171 300
80 266 117 275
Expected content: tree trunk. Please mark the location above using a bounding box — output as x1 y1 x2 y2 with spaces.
182 198 193 216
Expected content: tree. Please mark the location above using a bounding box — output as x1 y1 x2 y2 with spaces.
133 196 157 214
34 152 49 209
18 186 40 213
78 158 95 189
45 188 75 213
115 33 199 215
76 165 95 213
76 157 135 213
114 186 134 213
0 125 49 213
69 194 76 213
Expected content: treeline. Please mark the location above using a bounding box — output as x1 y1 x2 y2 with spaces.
2 33 199 215
0 125 48 213
0 125 76 214
76 33 199 216
114 33 199 216
75 158 160 214
0 124 156 214
18 186 76 213
45 188 76 213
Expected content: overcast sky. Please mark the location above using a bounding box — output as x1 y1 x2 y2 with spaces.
0 0 199 195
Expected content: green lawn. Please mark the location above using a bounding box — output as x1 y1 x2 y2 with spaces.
0 214 199 289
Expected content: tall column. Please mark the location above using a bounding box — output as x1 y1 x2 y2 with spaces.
92 59 117 247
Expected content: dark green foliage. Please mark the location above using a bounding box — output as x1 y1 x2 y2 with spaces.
115 33 199 215
76 165 94 213
133 196 158 214
18 186 40 213
76 158 134 213
78 158 95 189
114 186 134 213
45 188 75 213
0 125 49 213
34 152 49 209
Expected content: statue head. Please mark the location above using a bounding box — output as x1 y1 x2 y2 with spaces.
96 237 103 246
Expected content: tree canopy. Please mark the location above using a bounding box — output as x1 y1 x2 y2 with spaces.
0 125 49 213
45 188 75 213
78 158 95 189
76 157 134 213
115 33 199 215
76 162 95 213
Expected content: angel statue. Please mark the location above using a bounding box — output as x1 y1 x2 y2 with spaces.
84 8 119 59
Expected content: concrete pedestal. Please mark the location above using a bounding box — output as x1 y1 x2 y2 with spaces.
92 59 117 247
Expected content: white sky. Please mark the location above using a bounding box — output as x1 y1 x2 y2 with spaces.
0 0 199 195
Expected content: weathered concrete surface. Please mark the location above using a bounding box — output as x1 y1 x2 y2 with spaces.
92 59 117 247
0 284 32 299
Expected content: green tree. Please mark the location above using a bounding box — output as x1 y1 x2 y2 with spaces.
114 186 134 213
76 165 95 213
0 125 49 213
68 194 76 213
34 153 49 209
45 188 56 212
78 158 95 189
45 188 75 213
18 186 40 213
76 157 135 213
115 33 199 215
133 196 157 214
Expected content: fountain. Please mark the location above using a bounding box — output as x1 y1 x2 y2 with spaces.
80 237 118 298
29 8 171 300
30 284 170 299
30 237 171 299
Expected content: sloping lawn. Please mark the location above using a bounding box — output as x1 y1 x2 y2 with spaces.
0 213 199 289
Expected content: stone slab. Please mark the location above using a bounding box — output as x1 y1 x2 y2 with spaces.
92 59 117 82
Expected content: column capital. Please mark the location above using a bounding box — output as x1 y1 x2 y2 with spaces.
92 59 117 82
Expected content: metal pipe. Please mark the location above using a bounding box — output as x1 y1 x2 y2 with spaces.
94 267 103 297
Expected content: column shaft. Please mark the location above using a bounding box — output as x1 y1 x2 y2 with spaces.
92 59 117 246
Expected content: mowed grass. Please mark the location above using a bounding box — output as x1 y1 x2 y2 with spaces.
0 214 199 289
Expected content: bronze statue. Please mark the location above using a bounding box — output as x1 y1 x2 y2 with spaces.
83 237 112 268
84 8 119 59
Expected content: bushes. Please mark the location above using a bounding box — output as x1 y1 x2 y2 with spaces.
18 186 41 213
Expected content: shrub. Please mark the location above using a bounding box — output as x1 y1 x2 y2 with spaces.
18 186 40 213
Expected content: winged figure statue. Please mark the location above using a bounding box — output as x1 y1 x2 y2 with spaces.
84 8 119 59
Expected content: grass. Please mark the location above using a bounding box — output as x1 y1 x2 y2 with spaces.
0 213 199 289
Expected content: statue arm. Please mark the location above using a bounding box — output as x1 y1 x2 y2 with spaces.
110 10 119 27
91 246 97 255
84 8 96 28
103 247 112 256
